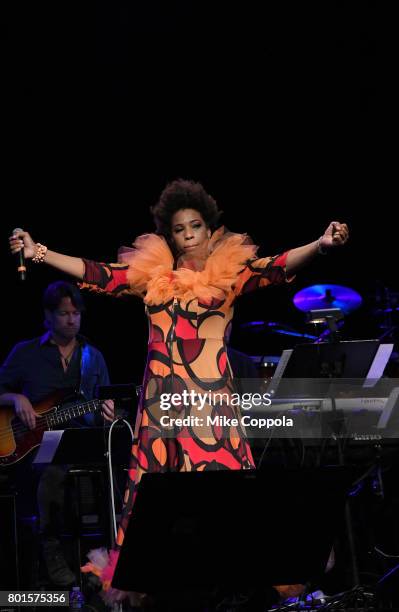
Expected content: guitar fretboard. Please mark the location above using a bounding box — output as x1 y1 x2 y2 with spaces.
46 400 101 428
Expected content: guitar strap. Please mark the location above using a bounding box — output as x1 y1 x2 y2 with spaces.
79 344 97 426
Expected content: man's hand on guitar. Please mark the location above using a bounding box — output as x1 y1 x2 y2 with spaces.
14 394 40 430
101 399 115 422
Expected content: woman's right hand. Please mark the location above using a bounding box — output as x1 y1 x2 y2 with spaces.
9 230 36 259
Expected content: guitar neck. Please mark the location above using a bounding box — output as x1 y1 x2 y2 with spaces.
0 394 105 467
47 399 101 428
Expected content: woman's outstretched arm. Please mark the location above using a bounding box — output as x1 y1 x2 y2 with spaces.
233 221 349 297
285 221 349 276
9 230 85 279
9 230 133 296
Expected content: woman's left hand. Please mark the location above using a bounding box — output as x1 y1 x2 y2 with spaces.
101 399 115 422
319 221 349 252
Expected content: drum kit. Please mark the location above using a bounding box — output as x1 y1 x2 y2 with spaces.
239 283 399 375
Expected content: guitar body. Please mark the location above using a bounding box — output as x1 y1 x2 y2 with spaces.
0 390 98 466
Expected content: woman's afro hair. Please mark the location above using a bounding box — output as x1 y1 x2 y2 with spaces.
151 178 222 237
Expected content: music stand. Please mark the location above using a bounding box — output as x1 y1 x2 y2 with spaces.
33 425 132 566
266 340 393 588
112 467 355 594
268 339 393 400
33 426 132 466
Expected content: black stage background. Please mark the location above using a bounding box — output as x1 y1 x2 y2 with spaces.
2 2 398 606
2 1 396 381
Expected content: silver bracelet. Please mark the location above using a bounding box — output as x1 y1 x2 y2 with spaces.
317 236 328 255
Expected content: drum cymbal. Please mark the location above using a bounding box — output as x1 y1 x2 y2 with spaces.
293 284 362 315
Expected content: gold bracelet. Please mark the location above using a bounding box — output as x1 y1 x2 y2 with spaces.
32 243 48 263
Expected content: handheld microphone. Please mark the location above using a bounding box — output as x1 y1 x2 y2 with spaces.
12 227 27 281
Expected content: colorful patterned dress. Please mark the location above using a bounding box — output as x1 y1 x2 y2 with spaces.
80 227 291 593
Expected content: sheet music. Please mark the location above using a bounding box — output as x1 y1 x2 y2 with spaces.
364 343 394 387
33 430 65 464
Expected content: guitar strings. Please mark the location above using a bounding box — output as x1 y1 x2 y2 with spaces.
0 399 102 441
